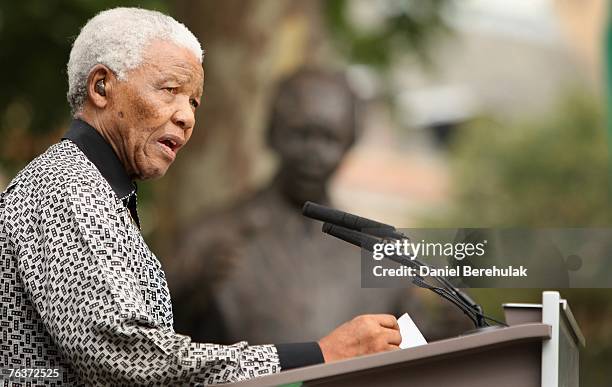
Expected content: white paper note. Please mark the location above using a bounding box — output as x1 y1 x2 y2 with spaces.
398 313 428 349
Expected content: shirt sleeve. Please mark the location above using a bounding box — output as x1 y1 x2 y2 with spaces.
276 342 324 370
15 181 281 385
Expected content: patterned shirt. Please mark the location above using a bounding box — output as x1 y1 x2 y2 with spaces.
0 119 322 386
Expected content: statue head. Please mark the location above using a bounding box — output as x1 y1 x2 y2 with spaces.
267 68 359 205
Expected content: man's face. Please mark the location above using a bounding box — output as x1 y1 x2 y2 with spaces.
109 39 204 180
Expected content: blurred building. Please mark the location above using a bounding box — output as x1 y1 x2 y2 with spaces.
330 0 605 227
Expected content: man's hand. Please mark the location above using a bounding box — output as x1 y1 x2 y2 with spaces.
318 314 402 362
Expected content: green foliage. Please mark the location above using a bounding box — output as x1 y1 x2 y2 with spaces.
449 91 609 227
323 0 451 69
445 92 612 385
0 0 169 172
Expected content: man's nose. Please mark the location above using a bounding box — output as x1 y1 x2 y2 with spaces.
172 97 196 130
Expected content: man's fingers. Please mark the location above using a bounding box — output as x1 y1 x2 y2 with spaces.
386 344 401 351
381 327 402 345
373 314 399 330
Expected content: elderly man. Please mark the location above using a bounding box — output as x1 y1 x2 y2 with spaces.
0 7 401 386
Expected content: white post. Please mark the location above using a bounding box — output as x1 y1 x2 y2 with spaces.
541 291 560 387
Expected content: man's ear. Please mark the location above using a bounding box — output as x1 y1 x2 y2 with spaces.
86 65 115 109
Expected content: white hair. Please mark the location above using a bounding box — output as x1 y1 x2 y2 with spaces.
67 7 203 114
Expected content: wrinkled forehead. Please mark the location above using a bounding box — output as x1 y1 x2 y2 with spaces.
137 39 204 93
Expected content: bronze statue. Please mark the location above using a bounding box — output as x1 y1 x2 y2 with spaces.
168 68 471 344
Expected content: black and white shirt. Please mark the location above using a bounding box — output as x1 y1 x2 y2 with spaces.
0 119 323 386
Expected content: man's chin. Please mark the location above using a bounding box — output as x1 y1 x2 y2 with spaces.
135 163 170 181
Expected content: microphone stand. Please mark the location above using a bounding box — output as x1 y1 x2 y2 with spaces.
321 223 505 331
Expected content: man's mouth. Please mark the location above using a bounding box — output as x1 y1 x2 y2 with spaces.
157 135 185 160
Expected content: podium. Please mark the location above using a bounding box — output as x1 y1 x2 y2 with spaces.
228 291 584 387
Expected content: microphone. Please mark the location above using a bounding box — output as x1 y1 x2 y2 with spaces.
322 223 417 268
303 201 406 239
305 202 499 329
321 222 489 328
322 223 378 252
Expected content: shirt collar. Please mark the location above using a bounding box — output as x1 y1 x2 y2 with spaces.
62 119 136 200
